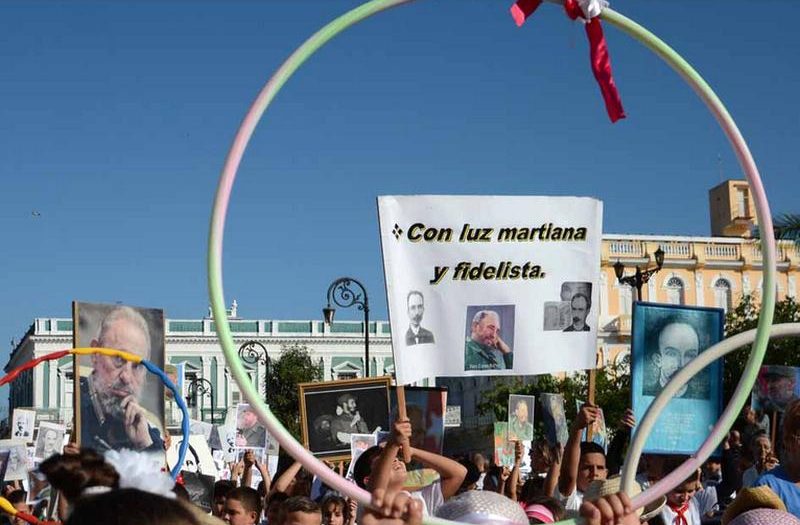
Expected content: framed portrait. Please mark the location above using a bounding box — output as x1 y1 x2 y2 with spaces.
390 386 447 454
73 301 166 457
34 422 66 462
180 471 215 512
11 409 35 443
298 376 391 461
493 422 514 467
540 393 568 447
631 302 724 454
0 440 29 481
508 395 534 442
464 305 515 372
235 403 268 449
752 365 800 413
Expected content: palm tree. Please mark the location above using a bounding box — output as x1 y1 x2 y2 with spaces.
773 213 800 243
754 213 800 244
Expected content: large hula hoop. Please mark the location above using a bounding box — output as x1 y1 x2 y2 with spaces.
0 347 190 481
207 1 776 523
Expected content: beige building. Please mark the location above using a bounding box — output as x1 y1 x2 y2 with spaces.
598 180 798 368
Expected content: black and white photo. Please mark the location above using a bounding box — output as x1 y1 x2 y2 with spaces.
299 376 391 460
405 290 435 346
0 440 29 481
11 409 35 442
34 422 65 461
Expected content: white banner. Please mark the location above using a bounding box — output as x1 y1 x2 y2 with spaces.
378 195 602 384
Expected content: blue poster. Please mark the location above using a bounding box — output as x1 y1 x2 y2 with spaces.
631 302 724 455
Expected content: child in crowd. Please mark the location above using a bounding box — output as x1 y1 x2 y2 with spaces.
353 418 466 516
320 495 351 525
558 404 608 512
660 468 702 525
280 496 322 525
224 487 263 525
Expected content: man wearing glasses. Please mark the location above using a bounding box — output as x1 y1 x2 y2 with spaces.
80 306 164 452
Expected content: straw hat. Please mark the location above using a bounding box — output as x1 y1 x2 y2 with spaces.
721 486 787 525
584 476 666 523
729 509 800 525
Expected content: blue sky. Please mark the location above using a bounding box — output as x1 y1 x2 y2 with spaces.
0 1 797 405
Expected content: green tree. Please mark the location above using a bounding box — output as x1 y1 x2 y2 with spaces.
477 355 631 438
723 294 800 402
265 343 323 439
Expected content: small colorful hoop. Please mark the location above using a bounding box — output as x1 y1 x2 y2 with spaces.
0 347 190 481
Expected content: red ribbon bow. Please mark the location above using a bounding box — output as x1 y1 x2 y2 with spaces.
510 0 626 123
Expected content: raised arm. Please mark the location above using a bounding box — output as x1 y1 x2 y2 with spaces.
270 460 303 495
559 404 597 497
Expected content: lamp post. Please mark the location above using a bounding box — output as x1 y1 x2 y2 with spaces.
323 277 370 377
613 247 666 302
238 340 270 398
186 377 216 425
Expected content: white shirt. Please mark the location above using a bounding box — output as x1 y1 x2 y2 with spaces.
559 489 584 513
660 500 701 525
410 481 444 516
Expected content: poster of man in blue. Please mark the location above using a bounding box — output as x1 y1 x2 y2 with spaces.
631 302 724 454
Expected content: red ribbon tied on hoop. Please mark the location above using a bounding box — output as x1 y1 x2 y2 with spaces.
510 0 626 123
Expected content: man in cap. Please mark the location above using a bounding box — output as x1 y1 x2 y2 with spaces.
759 367 798 413
331 393 369 445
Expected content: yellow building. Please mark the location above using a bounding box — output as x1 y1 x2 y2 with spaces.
598 180 799 367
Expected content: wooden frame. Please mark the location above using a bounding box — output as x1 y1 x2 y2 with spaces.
298 376 391 461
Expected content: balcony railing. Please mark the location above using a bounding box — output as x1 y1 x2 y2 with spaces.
705 244 740 260
608 240 646 258
659 242 693 259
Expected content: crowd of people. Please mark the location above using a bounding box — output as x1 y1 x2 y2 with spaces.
2 399 800 525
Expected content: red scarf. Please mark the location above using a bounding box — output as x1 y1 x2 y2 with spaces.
668 502 690 525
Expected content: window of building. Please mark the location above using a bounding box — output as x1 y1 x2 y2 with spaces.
666 276 685 305
737 188 750 218
714 278 733 312
337 371 358 380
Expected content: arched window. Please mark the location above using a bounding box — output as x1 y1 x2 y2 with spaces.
666 276 685 305
714 278 733 312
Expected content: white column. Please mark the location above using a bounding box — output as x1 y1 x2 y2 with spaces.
48 362 58 409
323 356 333 381
599 272 609 317
33 361 44 407
647 278 657 302
789 276 797 298
695 273 704 306
215 359 226 409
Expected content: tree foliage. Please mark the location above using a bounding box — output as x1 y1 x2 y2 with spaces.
265 343 323 439
476 355 632 438
723 294 800 401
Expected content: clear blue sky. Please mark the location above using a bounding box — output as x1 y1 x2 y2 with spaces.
0 1 797 407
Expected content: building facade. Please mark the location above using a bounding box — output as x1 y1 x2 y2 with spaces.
6 180 799 431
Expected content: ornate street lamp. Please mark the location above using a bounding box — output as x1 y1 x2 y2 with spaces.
613 246 665 301
186 377 216 425
238 340 270 397
323 277 370 377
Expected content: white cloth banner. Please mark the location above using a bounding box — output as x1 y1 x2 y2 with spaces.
378 195 602 384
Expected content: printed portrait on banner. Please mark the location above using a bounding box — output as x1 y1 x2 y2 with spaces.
631 302 724 454
73 301 166 458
